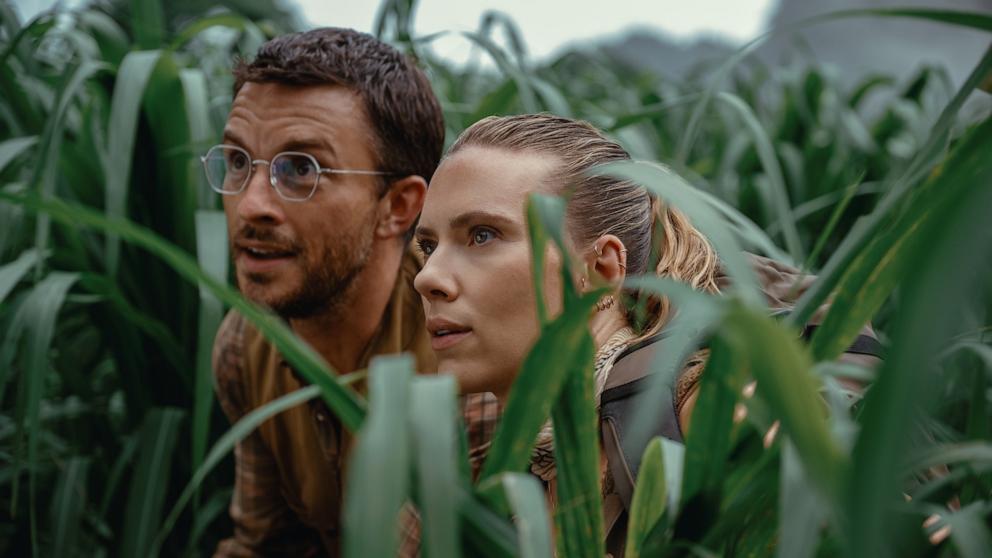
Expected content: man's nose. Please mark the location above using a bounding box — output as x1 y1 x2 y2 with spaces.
236 163 285 225
414 249 458 302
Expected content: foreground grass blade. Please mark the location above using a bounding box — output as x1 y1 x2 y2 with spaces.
0 191 366 429
121 407 185 558
595 160 762 307
0 248 44 303
789 44 992 330
49 457 89 558
715 92 803 263
808 114 992 362
725 303 846 497
410 375 461 558
844 122 992 557
191 211 226 507
31 60 106 278
776 443 828 558
625 438 668 558
678 334 742 534
155 384 324 545
944 502 992 558
344 355 414 558
104 50 164 274
501 473 554 558
0 136 36 172
10 271 78 553
550 332 603 558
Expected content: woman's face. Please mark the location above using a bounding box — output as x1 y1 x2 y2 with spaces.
414 146 561 398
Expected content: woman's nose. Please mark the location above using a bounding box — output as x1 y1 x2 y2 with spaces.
414 250 458 302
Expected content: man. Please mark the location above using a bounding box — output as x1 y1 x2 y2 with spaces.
209 28 444 556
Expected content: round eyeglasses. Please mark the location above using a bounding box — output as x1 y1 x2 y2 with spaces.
200 144 393 202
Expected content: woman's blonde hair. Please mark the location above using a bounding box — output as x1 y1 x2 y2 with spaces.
448 113 721 341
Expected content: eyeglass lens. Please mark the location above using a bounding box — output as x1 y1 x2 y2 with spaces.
202 146 319 200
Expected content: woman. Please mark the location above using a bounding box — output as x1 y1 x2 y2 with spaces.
411 113 720 552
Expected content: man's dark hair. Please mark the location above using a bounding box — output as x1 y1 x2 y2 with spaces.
233 28 445 189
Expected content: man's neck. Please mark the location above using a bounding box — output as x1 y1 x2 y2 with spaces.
289 241 403 375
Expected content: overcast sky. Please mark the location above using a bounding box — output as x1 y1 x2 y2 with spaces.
297 0 775 62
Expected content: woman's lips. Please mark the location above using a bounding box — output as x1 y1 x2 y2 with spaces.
431 330 472 351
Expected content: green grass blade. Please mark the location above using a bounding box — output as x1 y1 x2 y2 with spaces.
789 44 992 330
478 302 597 481
619 276 726 462
459 31 538 112
104 50 163 274
844 123 992 558
0 136 36 172
169 13 250 50
50 456 89 558
191 211 226 502
725 304 846 496
943 503 992 558
129 0 165 49
155 384 326 546
344 355 414 558
501 473 554 558
775 442 828 558
121 407 184 558
808 110 992 362
595 160 763 307
625 438 668 558
550 332 603 558
715 92 804 263
178 69 213 208
0 248 45 303
0 191 366 430
30 60 107 277
678 333 742 523
8 271 78 553
410 375 461 558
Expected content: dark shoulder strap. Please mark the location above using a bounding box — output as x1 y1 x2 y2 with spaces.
600 335 681 511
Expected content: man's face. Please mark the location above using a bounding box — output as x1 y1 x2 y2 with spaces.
221 82 383 318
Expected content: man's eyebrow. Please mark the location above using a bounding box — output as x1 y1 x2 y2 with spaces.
217 132 336 160
281 138 336 158
221 129 247 147
450 210 517 230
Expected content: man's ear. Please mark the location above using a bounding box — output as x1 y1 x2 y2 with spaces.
375 175 427 240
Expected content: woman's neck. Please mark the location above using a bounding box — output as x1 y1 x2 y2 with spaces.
588 307 631 350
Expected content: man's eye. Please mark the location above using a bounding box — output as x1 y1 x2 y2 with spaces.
471 228 496 246
230 152 248 170
294 162 313 176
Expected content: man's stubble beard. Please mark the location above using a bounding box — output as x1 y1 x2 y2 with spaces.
239 214 377 320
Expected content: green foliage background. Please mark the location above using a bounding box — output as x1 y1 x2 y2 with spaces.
0 0 990 556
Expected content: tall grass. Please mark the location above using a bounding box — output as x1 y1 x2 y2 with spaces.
1 1 990 556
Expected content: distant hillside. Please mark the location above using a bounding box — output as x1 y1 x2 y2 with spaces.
598 0 991 88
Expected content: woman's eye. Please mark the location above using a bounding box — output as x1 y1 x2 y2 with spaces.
417 239 436 256
471 228 496 246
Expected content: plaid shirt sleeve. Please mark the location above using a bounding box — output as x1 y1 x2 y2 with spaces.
211 312 324 558
396 391 502 557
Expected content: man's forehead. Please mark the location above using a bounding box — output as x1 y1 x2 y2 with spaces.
223 82 375 159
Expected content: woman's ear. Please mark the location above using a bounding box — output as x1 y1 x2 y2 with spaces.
376 175 428 240
590 234 627 287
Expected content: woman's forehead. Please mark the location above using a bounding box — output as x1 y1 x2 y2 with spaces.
423 147 559 223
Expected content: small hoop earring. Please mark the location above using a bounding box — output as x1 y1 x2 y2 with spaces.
596 295 615 312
